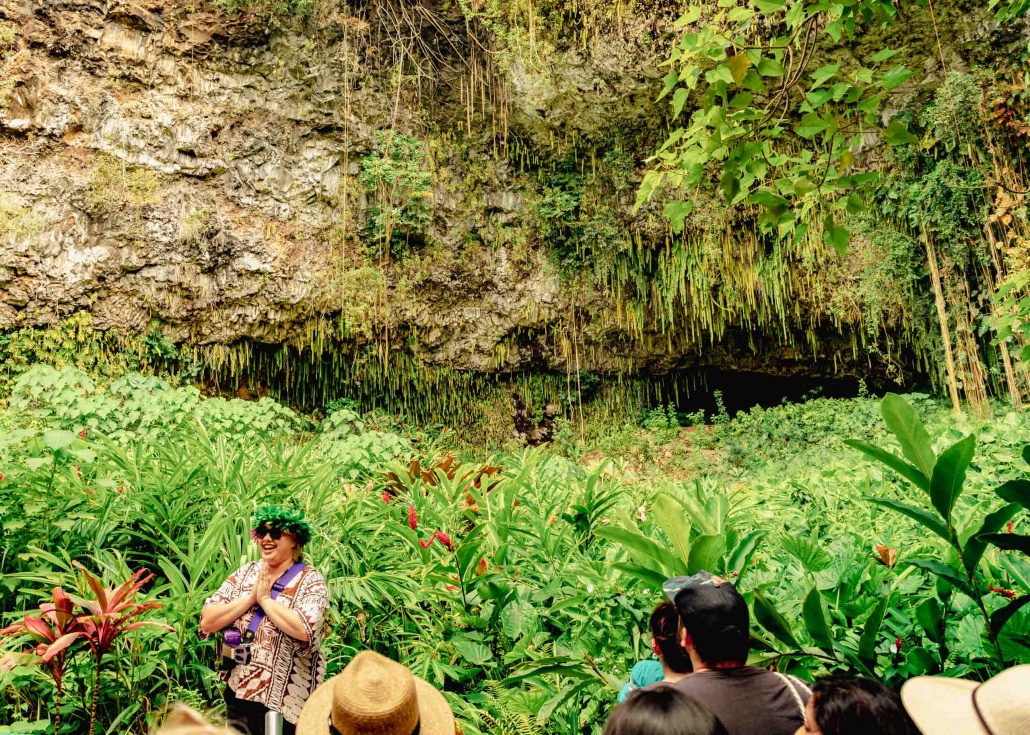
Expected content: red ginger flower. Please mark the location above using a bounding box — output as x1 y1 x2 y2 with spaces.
408 504 417 530
1008 521 1015 534
434 531 454 551
989 585 1018 600
382 490 391 504
79 429 86 440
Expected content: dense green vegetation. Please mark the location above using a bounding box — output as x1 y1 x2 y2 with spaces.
1 366 1028 734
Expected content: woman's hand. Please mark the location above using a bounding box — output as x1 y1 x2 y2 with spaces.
254 563 274 605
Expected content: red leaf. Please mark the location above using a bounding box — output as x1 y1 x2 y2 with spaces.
41 632 84 663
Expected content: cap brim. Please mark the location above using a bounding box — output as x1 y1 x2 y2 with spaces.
296 673 455 735
901 675 986 735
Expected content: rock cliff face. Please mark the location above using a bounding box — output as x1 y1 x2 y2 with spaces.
0 0 978 386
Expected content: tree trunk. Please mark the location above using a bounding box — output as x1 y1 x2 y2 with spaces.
923 227 962 415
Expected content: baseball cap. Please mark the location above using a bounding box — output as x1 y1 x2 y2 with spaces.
663 571 749 664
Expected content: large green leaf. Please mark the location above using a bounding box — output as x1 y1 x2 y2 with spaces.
916 598 943 644
929 434 976 524
996 479 1030 508
688 534 726 574
865 498 950 541
905 559 976 600
802 587 835 657
653 494 692 569
880 394 936 482
990 594 1030 637
781 536 831 573
726 530 765 576
965 504 1022 573
845 440 930 492
754 591 801 650
979 533 1030 556
859 596 890 663
611 562 670 588
595 526 685 576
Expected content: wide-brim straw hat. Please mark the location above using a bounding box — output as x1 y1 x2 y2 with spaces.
297 651 454 735
901 664 1030 735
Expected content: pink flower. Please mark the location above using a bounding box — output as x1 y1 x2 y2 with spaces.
382 490 392 504
434 531 454 551
408 504 417 530
0 472 4 481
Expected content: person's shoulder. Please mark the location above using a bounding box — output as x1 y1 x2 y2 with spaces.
300 565 327 585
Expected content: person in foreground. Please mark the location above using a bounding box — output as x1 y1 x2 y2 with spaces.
664 571 810 735
618 602 693 702
796 676 916 735
199 506 329 735
901 664 1029 735
296 650 455 735
605 686 728 735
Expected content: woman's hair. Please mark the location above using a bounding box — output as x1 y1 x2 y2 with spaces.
811 677 917 735
291 544 304 563
604 686 727 735
649 602 692 674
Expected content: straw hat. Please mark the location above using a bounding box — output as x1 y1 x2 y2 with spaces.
901 665 1030 735
297 651 455 735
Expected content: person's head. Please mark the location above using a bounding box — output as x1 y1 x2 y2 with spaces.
153 704 238 735
901 664 1030 735
250 505 312 565
664 571 749 668
649 601 692 674
297 650 455 735
605 686 728 735
798 677 915 735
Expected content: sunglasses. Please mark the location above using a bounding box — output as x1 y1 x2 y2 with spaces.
254 527 286 540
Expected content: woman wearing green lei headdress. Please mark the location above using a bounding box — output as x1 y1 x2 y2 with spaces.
200 506 328 735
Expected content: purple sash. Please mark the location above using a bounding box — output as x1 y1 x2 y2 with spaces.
245 562 307 640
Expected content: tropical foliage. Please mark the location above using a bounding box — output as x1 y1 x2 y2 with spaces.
2 366 1029 734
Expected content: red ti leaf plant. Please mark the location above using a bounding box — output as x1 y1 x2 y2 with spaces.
71 562 174 735
0 564 173 735
0 587 85 734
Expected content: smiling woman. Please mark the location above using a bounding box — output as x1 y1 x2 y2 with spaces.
198 506 329 735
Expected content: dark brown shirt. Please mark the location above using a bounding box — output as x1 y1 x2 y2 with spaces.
671 667 811 735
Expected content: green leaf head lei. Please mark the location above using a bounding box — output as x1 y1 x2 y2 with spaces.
251 505 312 546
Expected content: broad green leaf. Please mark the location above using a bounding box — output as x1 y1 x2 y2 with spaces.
846 439 931 492
753 0 785 11
845 193 865 213
872 47 903 63
781 536 831 572
674 6 703 26
978 533 1030 555
688 534 726 574
865 498 950 541
965 503 1022 573
672 87 690 118
823 215 849 255
916 598 943 644
653 494 692 568
757 57 785 77
802 587 836 657
663 200 695 234
726 530 765 575
658 71 679 101
905 559 975 600
882 65 915 90
810 63 840 87
452 638 493 666
885 119 918 146
634 170 665 210
997 479 1030 508
596 526 685 576
929 434 976 524
796 113 829 138
990 594 1030 636
754 591 802 650
41 430 76 451
859 596 890 662
611 562 670 588
880 393 936 482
